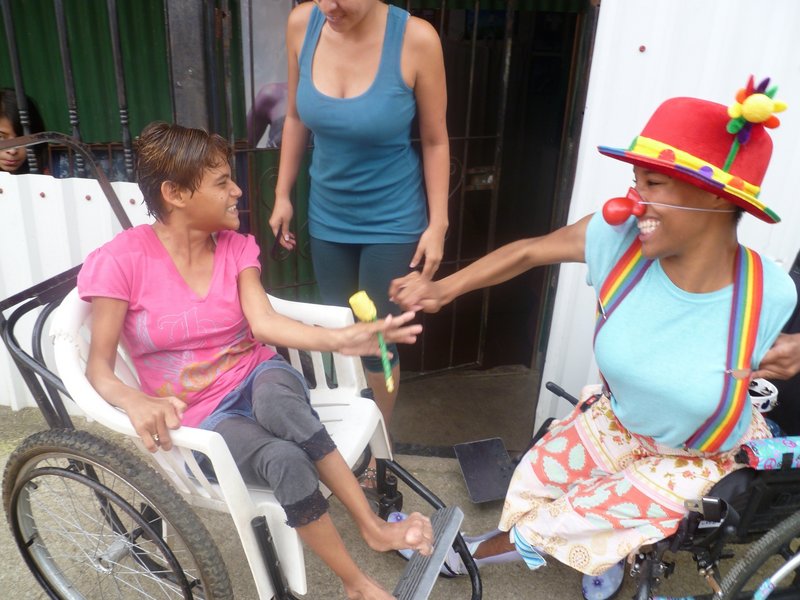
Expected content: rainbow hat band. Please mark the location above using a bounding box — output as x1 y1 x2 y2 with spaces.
598 77 786 224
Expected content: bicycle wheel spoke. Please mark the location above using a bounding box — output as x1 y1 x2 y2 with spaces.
5 431 230 599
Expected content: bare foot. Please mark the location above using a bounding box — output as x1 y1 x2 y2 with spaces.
473 532 515 559
362 511 433 555
343 572 394 600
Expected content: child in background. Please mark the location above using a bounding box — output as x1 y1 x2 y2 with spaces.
0 88 46 174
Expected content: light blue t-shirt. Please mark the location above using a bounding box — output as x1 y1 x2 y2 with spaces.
296 5 428 244
586 213 796 451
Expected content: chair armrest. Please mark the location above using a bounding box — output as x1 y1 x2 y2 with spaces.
267 293 355 328
267 294 368 392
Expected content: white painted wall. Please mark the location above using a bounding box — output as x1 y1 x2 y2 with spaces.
537 0 800 428
0 172 150 410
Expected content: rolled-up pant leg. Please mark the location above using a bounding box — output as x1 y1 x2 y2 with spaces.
213 367 337 527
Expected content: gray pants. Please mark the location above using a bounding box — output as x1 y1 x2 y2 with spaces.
213 366 336 527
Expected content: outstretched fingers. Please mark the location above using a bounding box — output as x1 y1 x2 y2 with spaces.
379 312 422 345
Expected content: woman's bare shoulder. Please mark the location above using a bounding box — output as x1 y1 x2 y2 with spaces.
404 15 441 51
286 2 314 42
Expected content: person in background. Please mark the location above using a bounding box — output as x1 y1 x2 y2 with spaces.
0 88 46 174
269 0 450 487
79 122 433 600
390 77 796 599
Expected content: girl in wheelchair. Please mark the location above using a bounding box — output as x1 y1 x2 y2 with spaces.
78 121 433 600
390 77 797 599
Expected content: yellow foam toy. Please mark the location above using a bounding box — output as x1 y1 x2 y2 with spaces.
348 291 394 393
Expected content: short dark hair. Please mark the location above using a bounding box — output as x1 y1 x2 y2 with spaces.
133 122 232 221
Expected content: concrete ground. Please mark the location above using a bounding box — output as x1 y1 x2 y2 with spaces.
0 370 734 599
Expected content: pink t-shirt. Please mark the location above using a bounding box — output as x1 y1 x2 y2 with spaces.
77 225 276 427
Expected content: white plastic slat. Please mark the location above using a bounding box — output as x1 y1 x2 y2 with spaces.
1 173 150 411
0 173 37 297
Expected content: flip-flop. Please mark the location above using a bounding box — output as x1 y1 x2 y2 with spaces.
581 560 625 600
358 466 378 490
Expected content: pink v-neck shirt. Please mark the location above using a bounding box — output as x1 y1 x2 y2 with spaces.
77 225 276 427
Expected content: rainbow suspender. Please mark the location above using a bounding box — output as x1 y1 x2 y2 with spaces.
594 238 653 339
687 246 763 452
595 241 763 454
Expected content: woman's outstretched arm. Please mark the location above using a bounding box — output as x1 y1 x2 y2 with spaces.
390 214 591 313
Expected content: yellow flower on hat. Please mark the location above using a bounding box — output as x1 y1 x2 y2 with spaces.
729 92 787 124
723 75 787 172
727 75 786 144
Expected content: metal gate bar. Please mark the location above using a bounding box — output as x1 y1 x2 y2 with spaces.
1 0 39 173
106 0 134 180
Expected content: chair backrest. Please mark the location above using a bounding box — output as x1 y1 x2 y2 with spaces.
50 287 389 598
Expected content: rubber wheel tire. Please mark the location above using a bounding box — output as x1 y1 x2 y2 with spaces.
718 509 800 599
3 429 233 599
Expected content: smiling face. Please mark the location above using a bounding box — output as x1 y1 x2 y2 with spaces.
633 166 735 259
0 115 25 173
182 159 243 232
313 0 378 32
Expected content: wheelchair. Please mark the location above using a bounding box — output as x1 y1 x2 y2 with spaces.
539 382 800 599
0 133 479 600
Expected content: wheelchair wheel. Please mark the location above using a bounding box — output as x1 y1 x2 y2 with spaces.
2 429 233 599
719 510 800 599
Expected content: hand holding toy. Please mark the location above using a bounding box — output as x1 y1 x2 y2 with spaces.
349 291 395 393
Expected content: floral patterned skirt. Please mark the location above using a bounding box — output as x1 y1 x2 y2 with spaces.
500 386 771 576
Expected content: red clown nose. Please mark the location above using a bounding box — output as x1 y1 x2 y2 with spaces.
602 187 646 225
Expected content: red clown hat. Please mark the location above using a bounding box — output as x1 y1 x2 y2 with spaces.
598 77 787 223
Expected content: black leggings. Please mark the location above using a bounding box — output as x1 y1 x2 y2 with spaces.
310 237 417 372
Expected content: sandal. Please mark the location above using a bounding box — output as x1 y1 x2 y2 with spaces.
358 466 378 490
581 560 625 600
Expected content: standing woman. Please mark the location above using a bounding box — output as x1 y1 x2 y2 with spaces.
269 0 449 477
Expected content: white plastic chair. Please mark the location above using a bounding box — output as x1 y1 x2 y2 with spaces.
50 287 392 598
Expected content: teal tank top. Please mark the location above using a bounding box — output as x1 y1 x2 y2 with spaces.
296 5 428 243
